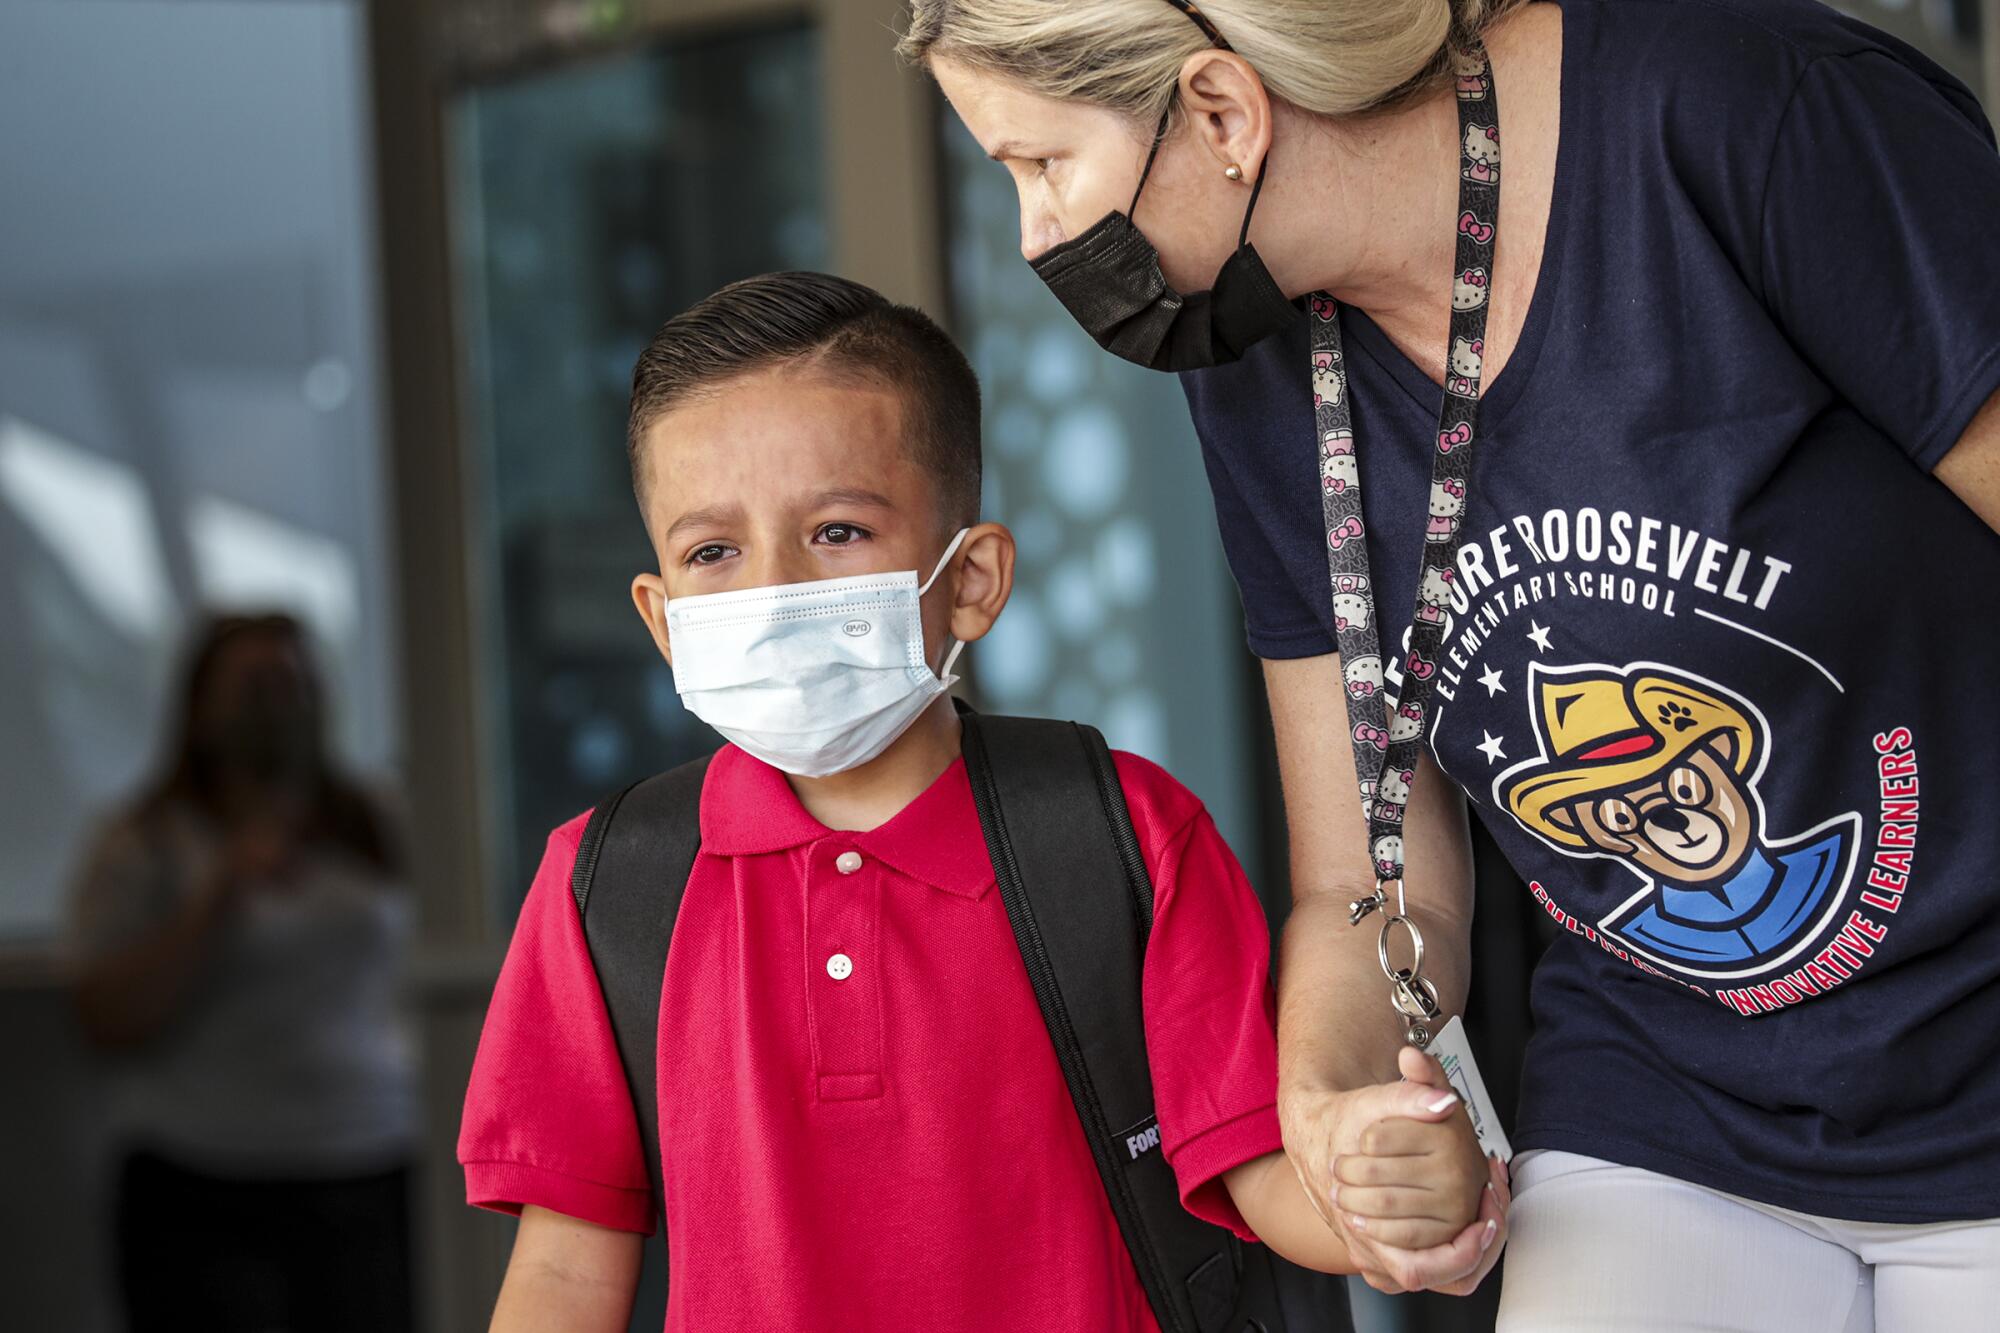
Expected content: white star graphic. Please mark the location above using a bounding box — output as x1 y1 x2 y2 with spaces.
1478 664 1506 696
1477 731 1508 765
1526 620 1554 653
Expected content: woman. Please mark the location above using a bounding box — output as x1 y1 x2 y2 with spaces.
70 614 416 1332
906 0 2000 1326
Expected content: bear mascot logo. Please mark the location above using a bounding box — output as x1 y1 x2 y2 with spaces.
1496 663 1858 978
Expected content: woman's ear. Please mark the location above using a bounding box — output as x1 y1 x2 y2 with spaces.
631 572 675 666
1178 50 1274 182
946 522 1016 646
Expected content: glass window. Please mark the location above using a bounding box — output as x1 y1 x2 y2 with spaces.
937 106 1269 887
450 24 827 909
0 0 392 944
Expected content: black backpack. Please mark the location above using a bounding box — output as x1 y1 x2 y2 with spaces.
571 710 1354 1333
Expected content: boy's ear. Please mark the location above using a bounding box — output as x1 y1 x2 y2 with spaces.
947 522 1015 646
631 572 675 666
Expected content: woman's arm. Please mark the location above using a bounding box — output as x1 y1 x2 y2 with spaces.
1263 652 1473 1092
74 865 233 1047
491 1206 643 1333
72 820 291 1048
1937 387 2000 535
1262 654 1502 1293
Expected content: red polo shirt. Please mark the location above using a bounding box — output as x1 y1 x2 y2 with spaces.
459 742 1283 1332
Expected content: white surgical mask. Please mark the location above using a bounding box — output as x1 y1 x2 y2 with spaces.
665 529 972 777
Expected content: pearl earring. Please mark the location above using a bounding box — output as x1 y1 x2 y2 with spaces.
1224 163 1244 181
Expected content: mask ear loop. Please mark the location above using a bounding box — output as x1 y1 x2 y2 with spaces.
934 637 968 687
918 527 972 595
1235 151 1268 250
1140 1 1239 224
1128 102 1175 218
1131 98 1267 253
919 528 974 684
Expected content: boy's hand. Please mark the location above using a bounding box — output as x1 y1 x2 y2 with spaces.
1330 1046 1491 1251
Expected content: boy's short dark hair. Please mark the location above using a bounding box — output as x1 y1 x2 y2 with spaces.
627 272 982 530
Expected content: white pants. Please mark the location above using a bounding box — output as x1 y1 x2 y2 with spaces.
1495 1150 2000 1332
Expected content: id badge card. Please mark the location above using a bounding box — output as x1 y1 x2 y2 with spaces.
1428 1015 1513 1163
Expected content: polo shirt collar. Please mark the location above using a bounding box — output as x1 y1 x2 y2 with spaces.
701 744 996 900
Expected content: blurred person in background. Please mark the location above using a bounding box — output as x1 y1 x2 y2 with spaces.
68 613 417 1333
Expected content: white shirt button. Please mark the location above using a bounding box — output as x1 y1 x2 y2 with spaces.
826 953 854 981
835 851 863 874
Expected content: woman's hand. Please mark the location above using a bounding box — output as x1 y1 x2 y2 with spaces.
218 814 301 889
1281 1046 1507 1294
1429 1152 1511 1297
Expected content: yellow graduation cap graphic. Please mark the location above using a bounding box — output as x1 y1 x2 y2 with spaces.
1501 666 1758 849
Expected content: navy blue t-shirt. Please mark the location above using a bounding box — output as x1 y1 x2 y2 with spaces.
1183 0 2000 1222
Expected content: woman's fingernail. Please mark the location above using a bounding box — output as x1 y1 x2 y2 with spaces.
1427 1093 1461 1113
1349 1214 1368 1232
1479 1219 1498 1252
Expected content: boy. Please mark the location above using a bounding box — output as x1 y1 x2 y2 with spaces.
459 272 1492 1331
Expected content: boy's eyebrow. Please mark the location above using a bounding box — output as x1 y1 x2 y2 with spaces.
660 503 743 544
809 487 897 511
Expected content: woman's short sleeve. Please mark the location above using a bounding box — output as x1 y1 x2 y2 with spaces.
1761 51 2000 470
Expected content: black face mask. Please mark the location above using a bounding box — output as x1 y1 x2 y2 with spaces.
1029 117 1299 372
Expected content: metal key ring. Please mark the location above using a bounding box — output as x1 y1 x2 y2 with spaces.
1377 913 1426 983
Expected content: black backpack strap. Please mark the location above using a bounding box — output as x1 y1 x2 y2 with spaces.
961 712 1245 1333
571 751 714 1242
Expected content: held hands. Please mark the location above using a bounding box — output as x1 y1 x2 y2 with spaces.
1334 1045 1489 1250
1281 1046 1510 1295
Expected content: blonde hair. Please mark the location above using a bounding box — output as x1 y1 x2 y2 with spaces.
900 0 1527 123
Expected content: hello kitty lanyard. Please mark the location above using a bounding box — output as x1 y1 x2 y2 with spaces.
1314 45 1499 1047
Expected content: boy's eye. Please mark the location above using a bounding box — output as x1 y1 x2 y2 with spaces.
688 543 733 566
816 523 869 546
